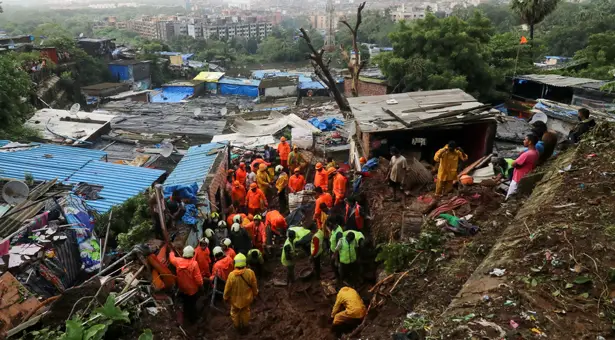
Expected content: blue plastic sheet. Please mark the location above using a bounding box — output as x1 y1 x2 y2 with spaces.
163 183 199 203
219 83 259 97
308 117 345 131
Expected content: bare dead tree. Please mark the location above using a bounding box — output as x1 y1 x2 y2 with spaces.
298 28 351 114
340 2 368 97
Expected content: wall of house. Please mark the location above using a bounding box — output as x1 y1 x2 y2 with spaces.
132 63 151 82
264 85 297 98
204 151 229 214
344 79 387 97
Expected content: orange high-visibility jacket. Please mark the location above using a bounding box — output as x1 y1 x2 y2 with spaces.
288 174 306 193
277 141 291 161
314 170 328 191
210 255 234 282
169 252 203 296
231 185 246 204
333 173 348 200
314 193 333 216
235 167 247 186
265 210 287 235
194 246 211 278
245 189 267 209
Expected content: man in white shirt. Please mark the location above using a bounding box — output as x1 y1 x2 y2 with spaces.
387 147 408 201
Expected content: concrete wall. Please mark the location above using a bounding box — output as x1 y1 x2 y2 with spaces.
204 150 229 214
344 79 388 97
264 85 297 98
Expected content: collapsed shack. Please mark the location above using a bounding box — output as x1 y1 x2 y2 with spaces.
347 89 498 170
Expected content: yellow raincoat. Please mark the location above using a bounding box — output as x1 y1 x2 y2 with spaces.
331 287 366 325
276 172 289 193
256 169 270 193
223 268 258 328
434 146 468 195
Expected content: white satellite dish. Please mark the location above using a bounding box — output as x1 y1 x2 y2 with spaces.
69 103 81 118
2 180 30 205
159 141 174 158
220 107 227 116
194 108 202 118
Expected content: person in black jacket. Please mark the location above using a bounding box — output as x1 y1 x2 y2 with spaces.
569 108 596 143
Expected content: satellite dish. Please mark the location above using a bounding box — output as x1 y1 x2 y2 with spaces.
194 108 202 118
159 141 174 158
2 180 30 205
69 103 81 118
220 107 227 116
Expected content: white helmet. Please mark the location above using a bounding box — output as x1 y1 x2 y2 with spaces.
205 229 214 238
231 223 241 232
199 237 209 245
275 165 283 173
218 220 227 228
223 238 232 247
213 246 223 257
183 246 195 258
233 215 242 224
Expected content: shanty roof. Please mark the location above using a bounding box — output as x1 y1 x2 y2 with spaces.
193 72 225 82
516 74 604 88
0 142 164 213
26 109 115 144
231 112 320 137
81 82 128 91
218 77 261 86
163 143 224 191
349 89 494 133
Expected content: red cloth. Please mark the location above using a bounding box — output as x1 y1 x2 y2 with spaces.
210 256 234 282
288 174 306 193
169 252 203 295
427 196 469 218
194 246 211 278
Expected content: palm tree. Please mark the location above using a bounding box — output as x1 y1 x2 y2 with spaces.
510 0 560 40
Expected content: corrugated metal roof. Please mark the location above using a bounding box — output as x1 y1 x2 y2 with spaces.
164 143 223 191
0 144 106 182
516 74 604 88
218 77 261 86
66 161 165 213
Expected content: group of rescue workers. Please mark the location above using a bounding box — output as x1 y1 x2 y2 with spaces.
165 136 368 335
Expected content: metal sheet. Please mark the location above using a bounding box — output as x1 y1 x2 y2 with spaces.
516 74 604 88
163 143 222 191
66 161 165 213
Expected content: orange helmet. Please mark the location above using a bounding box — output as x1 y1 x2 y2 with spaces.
327 166 336 175
247 214 254 221
294 167 301 173
249 183 258 189
315 162 323 170
293 145 298 150
259 163 267 171
359 157 367 165
239 162 245 168
233 180 241 187
280 136 286 142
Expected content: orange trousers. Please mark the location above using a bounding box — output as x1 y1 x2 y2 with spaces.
230 305 250 329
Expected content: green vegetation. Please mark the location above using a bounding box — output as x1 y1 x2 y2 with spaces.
376 228 443 274
0 53 36 139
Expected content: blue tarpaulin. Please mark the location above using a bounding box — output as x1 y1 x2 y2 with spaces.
163 183 199 202
218 84 259 97
150 86 195 103
308 117 344 131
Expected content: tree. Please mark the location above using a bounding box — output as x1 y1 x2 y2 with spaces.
339 2 367 97
568 32 615 80
0 53 34 138
246 38 258 54
376 12 500 101
510 0 560 40
299 28 350 113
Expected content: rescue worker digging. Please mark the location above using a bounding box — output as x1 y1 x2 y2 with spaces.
224 253 258 333
331 287 367 336
169 245 203 324
335 231 359 284
281 226 311 284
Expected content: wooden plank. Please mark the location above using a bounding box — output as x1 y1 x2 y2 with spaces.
381 108 412 128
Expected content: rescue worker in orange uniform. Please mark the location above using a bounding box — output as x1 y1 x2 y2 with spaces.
224 253 258 331
231 181 246 211
314 162 328 192
194 238 212 279
246 214 266 253
331 287 367 336
235 162 247 186
277 136 291 169
333 168 348 206
227 213 248 229
222 238 237 259
288 168 306 193
344 196 366 231
210 246 235 288
169 245 203 324
264 209 288 245
313 187 333 229
245 183 267 215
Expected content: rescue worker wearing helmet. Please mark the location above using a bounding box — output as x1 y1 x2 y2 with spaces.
246 214 266 253
169 245 203 324
333 168 348 206
313 187 333 230
287 145 305 172
210 246 235 290
223 253 258 332
334 230 359 284
215 220 229 242
245 183 267 215
331 287 367 337
231 180 246 211
194 238 212 279
275 165 289 213
230 222 252 255
277 136 291 169
235 162 247 186
288 167 306 193
434 141 468 196
264 209 287 245
247 248 265 279
222 238 236 259
281 225 312 284
314 162 328 192
204 228 219 256
256 163 271 195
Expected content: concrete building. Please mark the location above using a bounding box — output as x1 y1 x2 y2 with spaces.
390 4 429 22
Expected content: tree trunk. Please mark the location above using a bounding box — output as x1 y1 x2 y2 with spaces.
340 2 367 98
530 24 534 40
